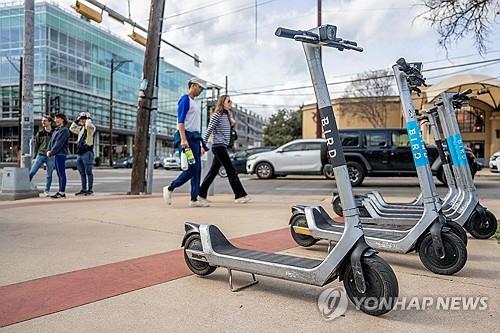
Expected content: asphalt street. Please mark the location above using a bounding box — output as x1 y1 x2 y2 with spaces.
29 167 500 200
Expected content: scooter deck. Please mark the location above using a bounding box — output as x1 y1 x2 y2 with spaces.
314 208 408 241
210 225 321 269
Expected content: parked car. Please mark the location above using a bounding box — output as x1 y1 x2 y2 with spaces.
163 156 181 170
246 140 325 179
43 154 78 170
113 156 133 168
218 146 276 177
153 156 166 169
489 151 500 173
323 128 478 186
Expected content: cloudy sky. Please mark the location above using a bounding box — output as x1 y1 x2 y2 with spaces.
42 0 500 116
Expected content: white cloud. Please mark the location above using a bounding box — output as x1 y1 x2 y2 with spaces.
28 0 500 117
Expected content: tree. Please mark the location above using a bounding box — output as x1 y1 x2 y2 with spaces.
418 0 500 54
263 108 302 146
343 69 394 128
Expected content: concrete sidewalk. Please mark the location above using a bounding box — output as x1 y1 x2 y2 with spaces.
0 194 499 332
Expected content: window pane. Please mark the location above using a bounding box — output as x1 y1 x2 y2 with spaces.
340 132 359 146
366 133 387 147
392 132 409 147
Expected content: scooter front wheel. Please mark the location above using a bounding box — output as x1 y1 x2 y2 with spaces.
289 213 318 247
183 234 217 276
465 209 498 239
446 220 468 246
418 232 467 275
342 255 399 316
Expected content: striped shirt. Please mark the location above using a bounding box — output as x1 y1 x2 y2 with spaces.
204 111 231 147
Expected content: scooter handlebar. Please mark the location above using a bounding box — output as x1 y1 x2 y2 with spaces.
453 88 473 100
275 27 310 39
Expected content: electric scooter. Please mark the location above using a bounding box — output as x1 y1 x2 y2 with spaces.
289 59 468 275
329 91 497 239
182 24 399 316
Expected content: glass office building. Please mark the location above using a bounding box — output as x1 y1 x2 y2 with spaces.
0 1 206 163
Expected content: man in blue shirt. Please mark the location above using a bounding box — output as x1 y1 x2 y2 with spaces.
163 78 209 207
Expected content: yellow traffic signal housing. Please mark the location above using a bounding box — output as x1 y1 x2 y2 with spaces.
71 1 102 23
128 31 147 47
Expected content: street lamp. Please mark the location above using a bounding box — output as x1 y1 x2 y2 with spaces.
109 58 132 167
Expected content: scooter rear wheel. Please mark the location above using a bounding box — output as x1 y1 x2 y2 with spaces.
290 213 318 247
465 210 498 239
332 196 343 217
342 255 399 316
184 234 216 276
446 220 468 246
418 232 467 275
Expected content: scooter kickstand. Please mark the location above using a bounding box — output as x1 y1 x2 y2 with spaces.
228 269 259 292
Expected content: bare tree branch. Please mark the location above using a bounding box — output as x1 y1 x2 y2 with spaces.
417 0 500 54
344 69 395 128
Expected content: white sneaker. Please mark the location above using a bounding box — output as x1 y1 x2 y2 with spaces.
43 191 50 197
235 196 251 204
189 200 210 207
163 186 173 205
198 197 211 204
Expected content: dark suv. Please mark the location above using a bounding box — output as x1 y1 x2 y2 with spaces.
323 128 478 186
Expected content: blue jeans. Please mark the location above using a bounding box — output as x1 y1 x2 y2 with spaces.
54 154 67 193
169 136 202 201
29 154 55 192
77 151 94 191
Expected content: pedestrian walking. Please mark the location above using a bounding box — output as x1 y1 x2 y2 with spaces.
47 113 70 199
29 115 55 197
163 78 209 207
70 111 96 196
199 95 250 204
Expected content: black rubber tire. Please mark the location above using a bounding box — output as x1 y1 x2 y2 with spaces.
332 195 343 217
343 254 399 316
446 220 468 246
218 167 227 178
465 209 498 239
346 161 365 187
289 213 318 247
418 232 467 275
183 234 216 276
436 167 447 185
323 165 335 180
255 162 274 179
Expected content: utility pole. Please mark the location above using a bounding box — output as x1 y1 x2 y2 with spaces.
130 0 166 194
20 0 34 169
225 75 228 95
315 0 322 139
17 58 23 167
109 58 114 167
109 58 132 167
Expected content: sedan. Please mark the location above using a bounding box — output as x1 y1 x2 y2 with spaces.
246 139 325 179
489 151 500 173
113 156 133 168
218 146 276 177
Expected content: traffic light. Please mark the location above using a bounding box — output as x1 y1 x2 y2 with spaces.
128 31 147 47
71 1 102 23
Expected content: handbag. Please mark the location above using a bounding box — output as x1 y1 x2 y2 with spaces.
228 113 238 149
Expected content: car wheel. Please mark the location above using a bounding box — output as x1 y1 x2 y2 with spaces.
346 161 365 186
218 167 227 178
322 165 335 179
255 162 274 179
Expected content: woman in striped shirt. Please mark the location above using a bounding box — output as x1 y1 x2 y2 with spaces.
199 95 250 204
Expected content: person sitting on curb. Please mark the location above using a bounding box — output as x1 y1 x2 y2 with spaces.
29 115 55 197
70 111 96 196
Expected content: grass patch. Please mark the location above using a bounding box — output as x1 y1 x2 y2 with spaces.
496 224 500 244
